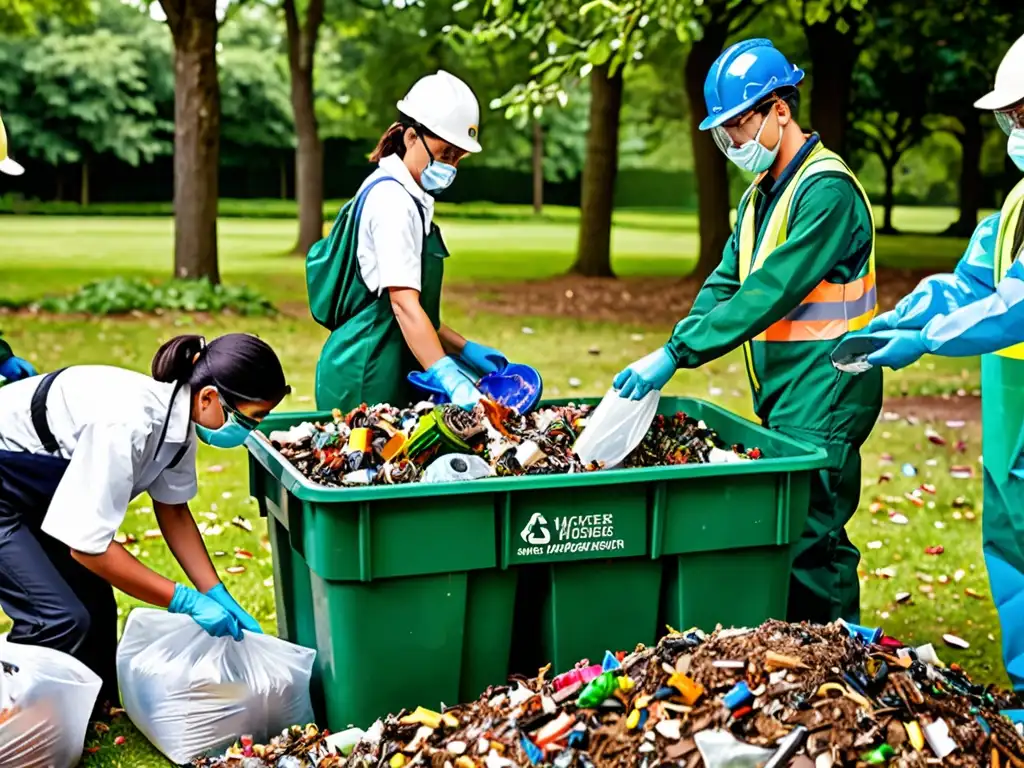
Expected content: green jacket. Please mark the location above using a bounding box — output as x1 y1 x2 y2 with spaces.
665 136 882 445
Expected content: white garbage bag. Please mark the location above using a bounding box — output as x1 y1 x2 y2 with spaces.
0 635 102 768
117 608 316 764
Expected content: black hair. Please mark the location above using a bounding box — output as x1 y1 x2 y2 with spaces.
151 333 290 405
756 87 800 119
369 112 440 162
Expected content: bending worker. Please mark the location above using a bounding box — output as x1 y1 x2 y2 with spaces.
308 70 517 412
0 334 288 710
1 107 35 385
613 39 882 624
849 33 1024 689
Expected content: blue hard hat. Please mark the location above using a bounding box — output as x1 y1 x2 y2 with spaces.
699 38 805 131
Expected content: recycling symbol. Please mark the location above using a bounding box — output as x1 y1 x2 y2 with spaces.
520 512 551 545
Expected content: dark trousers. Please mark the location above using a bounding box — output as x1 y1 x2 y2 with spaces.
0 449 119 706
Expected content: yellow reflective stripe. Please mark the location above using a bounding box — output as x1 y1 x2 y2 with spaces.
995 178 1024 359
742 341 760 390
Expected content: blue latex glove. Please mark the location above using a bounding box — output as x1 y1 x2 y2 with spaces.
864 329 929 370
168 584 243 640
459 341 508 377
0 356 36 382
427 356 485 410
613 347 676 400
205 582 263 634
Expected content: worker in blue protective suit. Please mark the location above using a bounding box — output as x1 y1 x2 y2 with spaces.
846 32 1024 690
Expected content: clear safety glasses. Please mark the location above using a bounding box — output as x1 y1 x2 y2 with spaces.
995 102 1024 136
710 99 778 154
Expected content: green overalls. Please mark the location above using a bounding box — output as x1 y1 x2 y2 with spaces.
664 137 883 624
307 176 448 412
981 176 1024 687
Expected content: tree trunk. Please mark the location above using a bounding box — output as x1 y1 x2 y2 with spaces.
882 157 897 234
532 118 544 216
80 159 89 207
291 64 323 254
803 17 861 156
571 64 623 277
170 7 220 282
685 32 732 281
944 111 983 237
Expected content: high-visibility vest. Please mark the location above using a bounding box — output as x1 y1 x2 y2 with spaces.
737 142 877 343
994 177 1024 360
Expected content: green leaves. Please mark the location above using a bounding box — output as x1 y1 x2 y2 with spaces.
21 277 277 316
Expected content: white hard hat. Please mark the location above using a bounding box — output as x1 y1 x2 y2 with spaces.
397 70 482 154
0 110 25 176
976 34 1024 111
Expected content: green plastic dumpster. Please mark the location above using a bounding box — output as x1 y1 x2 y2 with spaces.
246 397 827 729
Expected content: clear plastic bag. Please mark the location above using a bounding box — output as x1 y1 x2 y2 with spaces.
0 635 102 768
117 608 316 764
572 388 660 469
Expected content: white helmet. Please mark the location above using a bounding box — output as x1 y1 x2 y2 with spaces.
0 110 24 176
397 70 481 154
975 33 1024 111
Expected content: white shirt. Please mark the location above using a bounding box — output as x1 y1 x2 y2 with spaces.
0 366 198 554
355 154 435 295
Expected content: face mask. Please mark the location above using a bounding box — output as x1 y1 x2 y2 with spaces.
726 110 782 174
1008 129 1024 172
421 160 457 193
196 413 253 449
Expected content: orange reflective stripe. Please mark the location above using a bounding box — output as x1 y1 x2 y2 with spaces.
802 272 875 304
757 308 877 342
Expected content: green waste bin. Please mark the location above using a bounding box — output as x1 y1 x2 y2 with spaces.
246 399 827 729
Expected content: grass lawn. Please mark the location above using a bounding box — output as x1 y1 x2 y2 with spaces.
0 205 1004 766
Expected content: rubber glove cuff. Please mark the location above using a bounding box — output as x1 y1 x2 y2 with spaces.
429 357 485 411
0 356 37 382
205 582 263 634
460 341 508 377
864 329 929 371
613 347 676 401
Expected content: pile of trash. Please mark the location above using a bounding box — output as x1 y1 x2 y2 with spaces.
192 620 1024 768
269 402 762 487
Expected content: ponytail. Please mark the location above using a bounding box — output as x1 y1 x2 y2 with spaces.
152 333 290 404
151 335 205 383
370 122 407 162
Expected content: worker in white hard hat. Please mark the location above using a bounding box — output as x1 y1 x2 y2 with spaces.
844 33 1024 689
0 108 35 386
307 70 521 412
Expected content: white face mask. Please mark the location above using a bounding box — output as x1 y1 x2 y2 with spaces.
725 110 782 174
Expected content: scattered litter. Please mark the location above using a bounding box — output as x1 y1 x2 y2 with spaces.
231 517 253 533
925 546 944 556
925 428 947 446
943 634 970 650
867 540 883 550
143 529 163 540
901 463 917 477
207 465 224 473
568 378 582 388
521 327 535 335
946 420 965 429
587 346 600 356
951 465 975 479
889 514 909 525
895 592 912 603
225 566 246 575
965 588 986 600
317 621 1024 768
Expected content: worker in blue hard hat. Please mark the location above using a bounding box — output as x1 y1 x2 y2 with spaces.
613 39 882 624
838 33 1024 689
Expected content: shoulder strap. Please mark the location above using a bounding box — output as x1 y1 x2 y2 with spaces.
30 368 68 454
356 176 427 236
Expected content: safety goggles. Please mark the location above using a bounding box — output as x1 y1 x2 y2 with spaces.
710 99 778 154
217 392 260 431
995 101 1024 136
417 129 464 166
